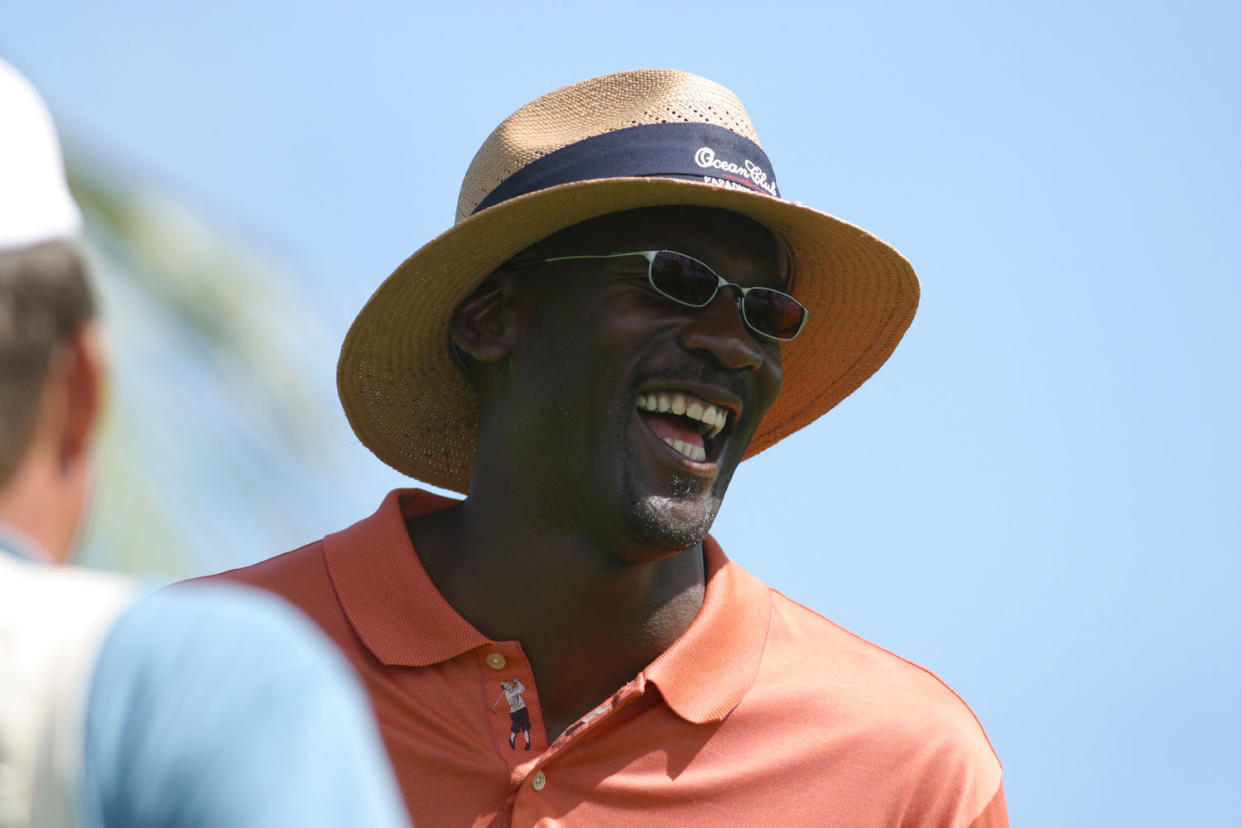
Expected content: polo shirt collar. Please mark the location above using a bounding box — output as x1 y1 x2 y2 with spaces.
324 489 488 665
323 489 772 725
644 535 772 722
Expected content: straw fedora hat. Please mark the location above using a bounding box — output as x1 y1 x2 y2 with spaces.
338 69 918 493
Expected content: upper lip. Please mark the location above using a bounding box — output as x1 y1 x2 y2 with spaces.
634 380 743 422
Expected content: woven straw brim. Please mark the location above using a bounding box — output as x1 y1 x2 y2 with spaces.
339 176 918 493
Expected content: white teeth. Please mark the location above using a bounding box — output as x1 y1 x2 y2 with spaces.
662 436 707 462
635 391 730 440
701 405 722 439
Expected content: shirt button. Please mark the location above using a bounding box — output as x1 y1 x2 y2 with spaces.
485 653 506 670
531 770 547 791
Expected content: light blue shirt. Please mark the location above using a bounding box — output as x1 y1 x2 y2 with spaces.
80 583 410 827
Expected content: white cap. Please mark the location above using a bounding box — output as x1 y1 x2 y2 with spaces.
0 60 82 252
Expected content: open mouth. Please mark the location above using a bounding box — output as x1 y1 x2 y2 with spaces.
635 391 732 464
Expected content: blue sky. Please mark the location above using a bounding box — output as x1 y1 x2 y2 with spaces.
5 2 1240 824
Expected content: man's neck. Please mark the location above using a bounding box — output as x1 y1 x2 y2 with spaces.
0 453 85 566
407 492 706 741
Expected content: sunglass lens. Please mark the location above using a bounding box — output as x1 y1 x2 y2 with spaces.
743 289 807 339
650 252 719 306
650 251 805 340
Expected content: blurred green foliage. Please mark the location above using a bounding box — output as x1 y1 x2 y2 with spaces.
67 154 352 579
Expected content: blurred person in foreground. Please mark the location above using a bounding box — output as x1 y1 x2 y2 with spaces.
0 60 410 828
203 70 1007 825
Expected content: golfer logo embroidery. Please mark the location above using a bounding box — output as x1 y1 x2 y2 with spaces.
491 678 532 750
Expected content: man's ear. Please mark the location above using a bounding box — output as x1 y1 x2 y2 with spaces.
450 277 518 365
57 321 106 471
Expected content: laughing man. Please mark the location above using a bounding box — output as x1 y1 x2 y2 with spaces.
204 70 1007 826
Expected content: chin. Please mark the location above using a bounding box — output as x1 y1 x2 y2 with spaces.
622 473 724 555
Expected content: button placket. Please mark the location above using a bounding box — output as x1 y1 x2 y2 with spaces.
507 681 650 824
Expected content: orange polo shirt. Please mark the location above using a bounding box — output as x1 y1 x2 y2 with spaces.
204 489 1006 827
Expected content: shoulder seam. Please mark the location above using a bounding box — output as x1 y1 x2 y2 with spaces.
767 587 1003 768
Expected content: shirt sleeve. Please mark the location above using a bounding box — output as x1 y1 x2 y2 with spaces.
81 583 410 828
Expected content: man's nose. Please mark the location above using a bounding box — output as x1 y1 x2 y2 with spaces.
677 289 767 371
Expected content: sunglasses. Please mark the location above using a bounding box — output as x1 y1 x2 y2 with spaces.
507 249 808 341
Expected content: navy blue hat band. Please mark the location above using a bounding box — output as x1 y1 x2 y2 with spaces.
471 122 780 216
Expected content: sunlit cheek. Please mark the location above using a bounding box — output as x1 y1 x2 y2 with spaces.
758 360 785 416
